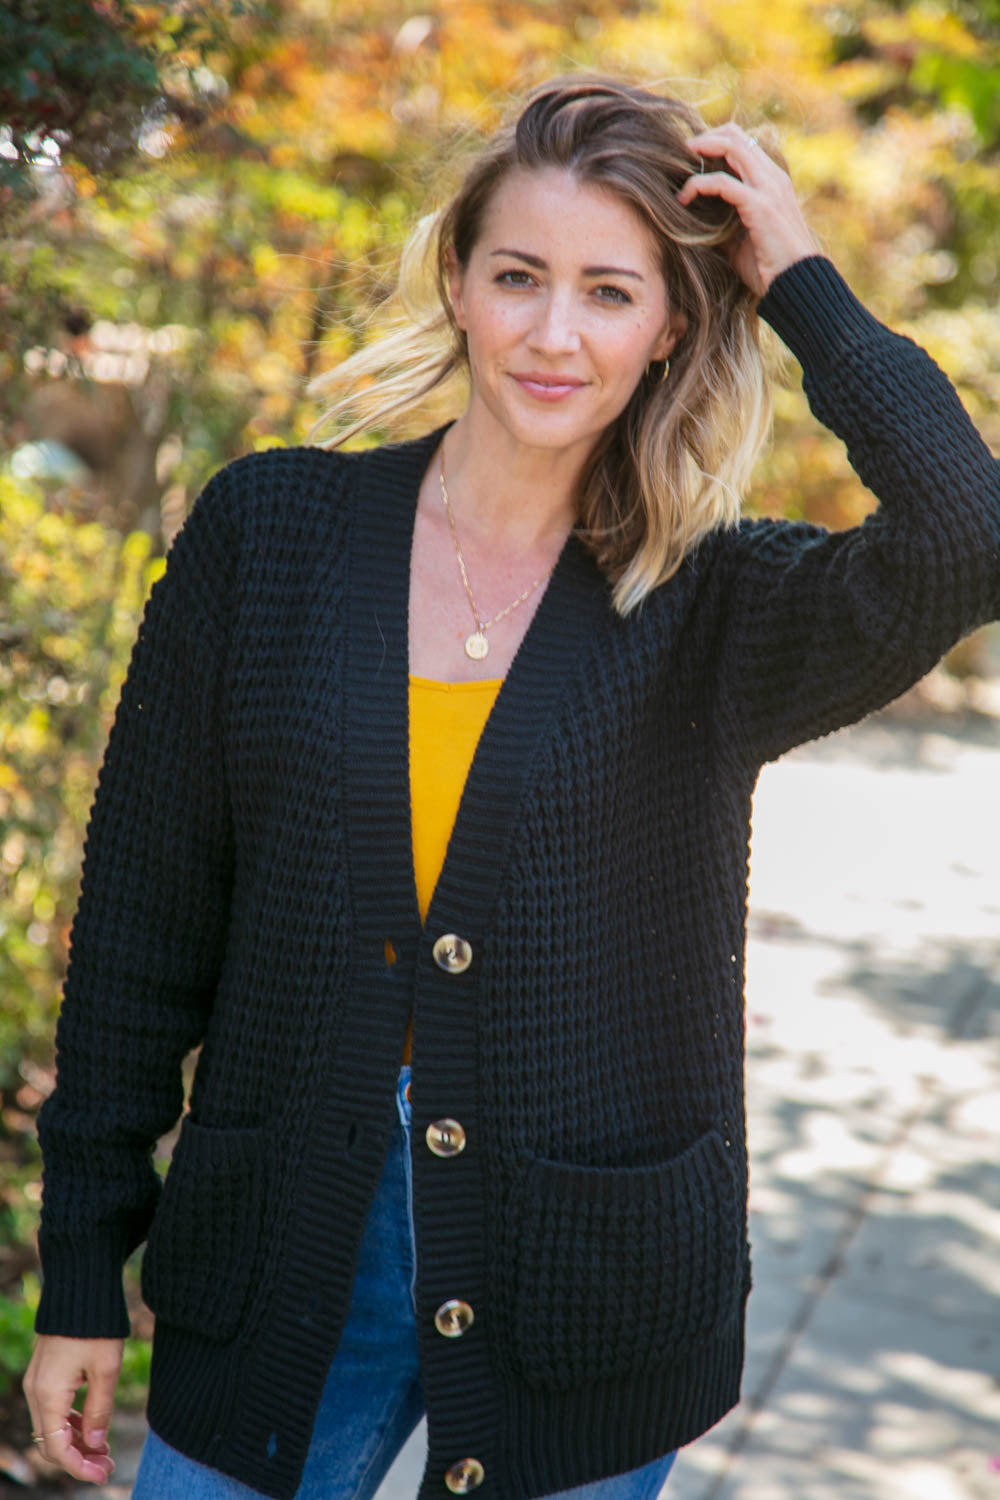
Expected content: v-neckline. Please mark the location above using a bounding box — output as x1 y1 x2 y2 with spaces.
341 422 611 954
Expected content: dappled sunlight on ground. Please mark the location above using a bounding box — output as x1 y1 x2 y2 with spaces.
667 713 1000 1500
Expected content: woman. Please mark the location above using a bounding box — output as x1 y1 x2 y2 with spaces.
24 73 1000 1500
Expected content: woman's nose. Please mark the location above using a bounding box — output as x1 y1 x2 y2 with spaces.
527 292 582 354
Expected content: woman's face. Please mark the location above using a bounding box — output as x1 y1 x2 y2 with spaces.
447 166 686 461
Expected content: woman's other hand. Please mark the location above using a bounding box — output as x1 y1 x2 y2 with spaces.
677 125 822 296
23 1334 122 1483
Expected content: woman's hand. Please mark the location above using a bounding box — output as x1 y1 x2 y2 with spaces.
677 124 822 297
23 1334 122 1484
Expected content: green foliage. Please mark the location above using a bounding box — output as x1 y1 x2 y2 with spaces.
118 1316 154 1401
0 1275 38 1396
0 475 162 1094
912 49 1000 142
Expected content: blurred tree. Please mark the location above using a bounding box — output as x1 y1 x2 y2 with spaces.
0 0 256 471
0 0 252 184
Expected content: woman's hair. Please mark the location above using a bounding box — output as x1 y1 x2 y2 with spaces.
308 73 779 614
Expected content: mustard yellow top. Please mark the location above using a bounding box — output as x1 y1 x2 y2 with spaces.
404 674 502 1063
409 674 503 920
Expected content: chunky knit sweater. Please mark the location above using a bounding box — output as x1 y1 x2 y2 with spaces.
36 257 1000 1500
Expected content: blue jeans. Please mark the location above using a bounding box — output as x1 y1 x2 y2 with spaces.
134 1069 677 1500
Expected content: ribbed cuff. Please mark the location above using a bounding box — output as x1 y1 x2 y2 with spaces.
757 255 891 375
35 1231 132 1339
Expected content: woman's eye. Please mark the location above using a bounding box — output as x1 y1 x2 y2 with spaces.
596 285 632 305
496 269 534 287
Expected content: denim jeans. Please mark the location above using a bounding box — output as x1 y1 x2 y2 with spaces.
133 1068 677 1500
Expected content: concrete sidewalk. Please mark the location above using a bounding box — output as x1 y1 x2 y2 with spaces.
68 701 1000 1500
665 711 1000 1500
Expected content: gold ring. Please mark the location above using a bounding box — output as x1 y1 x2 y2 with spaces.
31 1425 69 1443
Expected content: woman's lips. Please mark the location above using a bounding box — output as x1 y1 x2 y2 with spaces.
512 375 585 401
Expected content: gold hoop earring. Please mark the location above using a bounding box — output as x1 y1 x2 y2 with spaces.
646 358 670 382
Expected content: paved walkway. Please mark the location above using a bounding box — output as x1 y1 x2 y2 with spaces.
66 692 1000 1500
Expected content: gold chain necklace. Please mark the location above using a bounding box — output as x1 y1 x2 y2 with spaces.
439 447 554 661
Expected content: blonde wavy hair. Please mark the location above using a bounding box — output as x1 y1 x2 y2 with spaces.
309 73 778 615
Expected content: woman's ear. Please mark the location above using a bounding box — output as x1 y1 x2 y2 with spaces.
652 310 688 363
445 246 467 331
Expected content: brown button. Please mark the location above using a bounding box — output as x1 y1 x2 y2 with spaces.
445 1458 485 1493
434 1299 474 1338
425 1118 466 1158
432 934 473 974
404 1080 412 1104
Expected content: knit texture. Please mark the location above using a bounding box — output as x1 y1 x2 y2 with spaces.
36 257 1000 1500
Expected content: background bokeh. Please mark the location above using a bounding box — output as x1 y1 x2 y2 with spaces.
2 0 999 1461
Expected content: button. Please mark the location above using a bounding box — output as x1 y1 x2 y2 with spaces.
435 1299 474 1337
432 934 473 974
404 1080 412 1104
426 1118 466 1158
445 1458 485 1493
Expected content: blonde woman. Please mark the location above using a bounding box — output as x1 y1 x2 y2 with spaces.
25 74 1000 1500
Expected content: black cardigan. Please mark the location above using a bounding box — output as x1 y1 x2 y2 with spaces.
36 258 1000 1499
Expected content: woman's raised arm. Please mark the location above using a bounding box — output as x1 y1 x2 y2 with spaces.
718 255 1000 766
675 129 1000 763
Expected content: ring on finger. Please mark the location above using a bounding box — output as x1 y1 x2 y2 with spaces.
31 1424 70 1444
746 133 760 148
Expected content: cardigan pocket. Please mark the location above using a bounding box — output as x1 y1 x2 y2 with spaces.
508 1130 744 1389
140 1117 270 1344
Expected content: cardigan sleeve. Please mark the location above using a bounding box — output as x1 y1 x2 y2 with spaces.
35 468 239 1338
716 255 1000 767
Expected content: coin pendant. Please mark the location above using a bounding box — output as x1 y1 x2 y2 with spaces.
465 632 489 660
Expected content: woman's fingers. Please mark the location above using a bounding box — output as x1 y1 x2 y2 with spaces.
37 1411 115 1484
682 125 770 190
677 124 821 295
23 1335 121 1484
676 167 752 209
81 1350 119 1450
